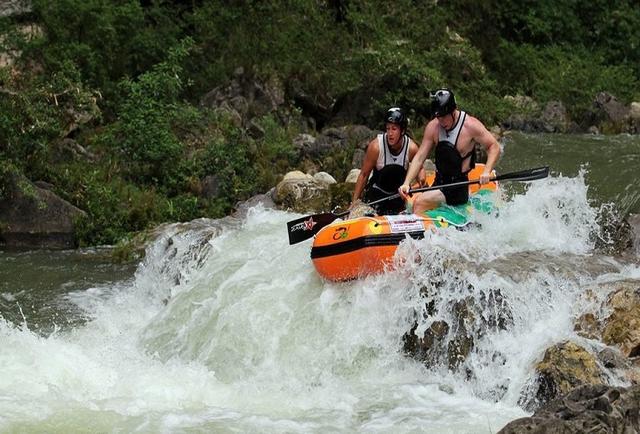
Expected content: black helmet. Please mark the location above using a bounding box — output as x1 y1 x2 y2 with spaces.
384 107 408 130
430 89 457 117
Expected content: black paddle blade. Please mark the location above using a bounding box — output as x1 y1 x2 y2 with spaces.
494 166 549 182
287 212 341 245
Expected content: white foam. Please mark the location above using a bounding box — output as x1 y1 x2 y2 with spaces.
1 176 639 432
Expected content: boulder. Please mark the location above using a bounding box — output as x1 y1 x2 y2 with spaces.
0 169 86 249
541 100 570 133
500 384 640 434
200 67 288 127
584 92 631 133
602 286 640 358
501 95 545 132
345 169 360 183
595 92 630 124
526 341 605 410
404 288 512 372
292 133 317 157
313 171 336 185
272 171 331 213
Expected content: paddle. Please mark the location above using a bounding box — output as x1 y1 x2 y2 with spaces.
286 166 549 245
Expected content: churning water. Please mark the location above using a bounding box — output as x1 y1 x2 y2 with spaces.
1 172 639 433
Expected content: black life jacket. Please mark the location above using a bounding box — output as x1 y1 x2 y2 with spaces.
367 133 410 194
434 111 475 184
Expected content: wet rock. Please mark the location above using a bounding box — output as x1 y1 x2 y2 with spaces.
598 347 629 370
574 312 601 340
595 210 635 256
500 384 640 434
404 288 513 371
526 341 605 410
602 286 640 358
234 192 276 218
403 320 450 367
596 92 630 125
0 169 86 249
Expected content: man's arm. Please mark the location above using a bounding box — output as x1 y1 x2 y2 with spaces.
469 118 501 184
408 140 427 186
350 138 379 207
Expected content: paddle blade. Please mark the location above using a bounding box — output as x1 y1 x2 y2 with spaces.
287 213 340 245
494 166 549 182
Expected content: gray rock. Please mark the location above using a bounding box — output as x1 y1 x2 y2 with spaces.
0 169 86 248
272 172 331 213
499 385 640 434
541 101 570 133
522 341 605 411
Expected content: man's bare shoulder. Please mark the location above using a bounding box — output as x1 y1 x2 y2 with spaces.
463 114 490 134
423 118 440 138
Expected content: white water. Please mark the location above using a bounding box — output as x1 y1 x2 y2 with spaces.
1 173 639 433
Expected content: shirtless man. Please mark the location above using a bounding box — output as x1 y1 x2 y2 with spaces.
399 89 501 214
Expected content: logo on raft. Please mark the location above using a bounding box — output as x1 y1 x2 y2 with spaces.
332 226 349 240
291 217 317 232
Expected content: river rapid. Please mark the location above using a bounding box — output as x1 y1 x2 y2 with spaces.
1 133 639 433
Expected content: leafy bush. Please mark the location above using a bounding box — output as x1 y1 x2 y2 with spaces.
490 42 638 117
1 0 639 246
27 0 185 103
100 38 198 189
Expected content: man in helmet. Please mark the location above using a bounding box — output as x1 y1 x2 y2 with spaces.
350 107 423 215
398 89 500 214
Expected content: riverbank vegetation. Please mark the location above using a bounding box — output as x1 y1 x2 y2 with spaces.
1 0 639 246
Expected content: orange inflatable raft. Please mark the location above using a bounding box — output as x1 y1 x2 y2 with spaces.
311 165 498 281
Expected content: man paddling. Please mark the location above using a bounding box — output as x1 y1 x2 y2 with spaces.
399 89 501 214
350 107 423 215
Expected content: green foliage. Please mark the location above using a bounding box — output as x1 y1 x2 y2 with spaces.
101 38 197 188
491 42 638 117
0 63 98 181
27 0 185 102
1 0 640 246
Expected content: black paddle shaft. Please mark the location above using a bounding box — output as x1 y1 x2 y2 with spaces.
286 166 549 245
